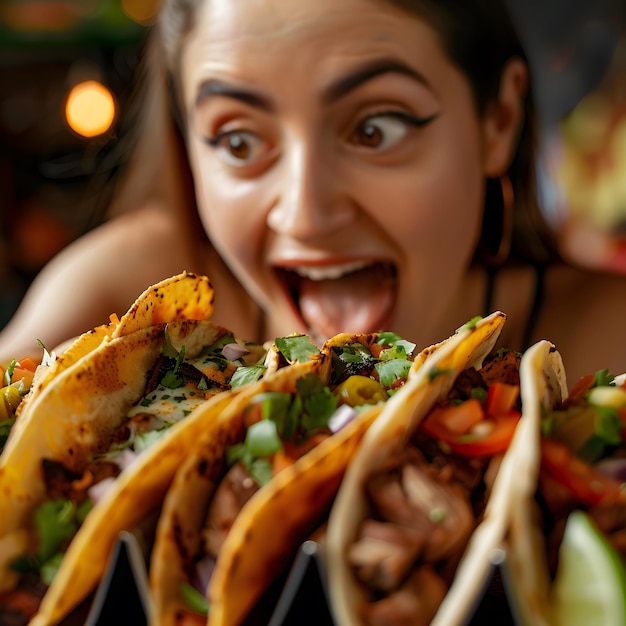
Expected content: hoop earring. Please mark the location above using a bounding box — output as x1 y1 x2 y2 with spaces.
478 175 514 268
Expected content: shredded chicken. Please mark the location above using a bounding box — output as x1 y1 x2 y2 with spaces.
360 566 447 626
202 462 260 556
352 446 478 625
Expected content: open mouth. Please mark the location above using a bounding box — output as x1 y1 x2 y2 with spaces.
275 261 398 340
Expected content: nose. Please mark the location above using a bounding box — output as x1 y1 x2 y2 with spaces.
266 139 356 240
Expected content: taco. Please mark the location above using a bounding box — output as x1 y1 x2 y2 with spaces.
149 329 425 625
0 357 38 458
324 311 536 626
0 275 317 625
504 341 626 625
0 271 216 463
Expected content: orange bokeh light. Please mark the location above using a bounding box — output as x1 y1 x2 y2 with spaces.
65 80 116 138
121 0 159 25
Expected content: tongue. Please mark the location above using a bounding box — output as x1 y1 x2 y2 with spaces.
299 264 396 339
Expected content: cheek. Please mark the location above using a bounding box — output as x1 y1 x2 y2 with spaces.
370 159 484 265
189 146 266 267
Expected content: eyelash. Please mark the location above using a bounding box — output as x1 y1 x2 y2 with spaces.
200 109 440 168
367 110 439 128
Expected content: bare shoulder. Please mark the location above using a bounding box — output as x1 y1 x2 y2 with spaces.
533 263 626 381
42 206 196 313
0 206 195 362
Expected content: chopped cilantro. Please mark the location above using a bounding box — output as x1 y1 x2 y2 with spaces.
225 373 338 485
378 344 409 361
76 499 94 524
470 387 488 402
133 428 169 453
258 392 292 434
594 406 623 444
161 328 180 359
594 369 615 388
275 335 320 363
140 396 155 407
375 332 416 355
9 554 35 575
35 499 78 564
4 359 16 386
283 395 301 441
160 369 184 389
455 316 482 334
375 359 411 388
337 344 372 363
428 367 454 381
297 375 338 433
160 328 186 388
245 420 282 458
230 365 265 389
226 424 280 489
40 553 64 586
248 458 275 487
0 417 16 454
226 442 247 467
10 496 91 585
180 581 210 616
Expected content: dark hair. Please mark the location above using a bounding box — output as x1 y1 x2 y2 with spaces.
117 0 559 268
386 0 559 267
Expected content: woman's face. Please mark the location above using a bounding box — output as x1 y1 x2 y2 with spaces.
181 0 495 342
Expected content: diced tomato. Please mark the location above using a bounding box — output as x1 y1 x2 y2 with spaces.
421 400 520 457
10 357 38 389
485 381 519 416
176 610 206 626
541 438 622 506
272 449 294 475
567 374 596 402
444 411 520 456
282 433 327 460
424 399 484 436
272 433 328 475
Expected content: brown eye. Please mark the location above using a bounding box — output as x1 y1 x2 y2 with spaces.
350 114 412 150
206 129 272 167
357 122 384 147
227 134 251 159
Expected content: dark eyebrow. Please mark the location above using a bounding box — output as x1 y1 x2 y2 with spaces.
323 59 431 104
194 79 274 112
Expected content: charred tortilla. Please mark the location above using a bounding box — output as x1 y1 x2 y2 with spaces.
325 311 529 626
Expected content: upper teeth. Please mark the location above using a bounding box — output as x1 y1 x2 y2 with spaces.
293 260 370 281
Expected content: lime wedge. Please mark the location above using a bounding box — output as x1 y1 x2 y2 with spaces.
551 510 626 626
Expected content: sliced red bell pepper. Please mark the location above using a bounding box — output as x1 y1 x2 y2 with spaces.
541 437 623 506
485 381 519 416
421 400 520 457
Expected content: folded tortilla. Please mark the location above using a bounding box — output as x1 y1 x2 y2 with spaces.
324 311 533 626
503 341 626 625
148 330 427 625
0 273 315 625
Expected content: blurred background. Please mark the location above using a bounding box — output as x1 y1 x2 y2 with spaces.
0 0 625 332
0 0 156 329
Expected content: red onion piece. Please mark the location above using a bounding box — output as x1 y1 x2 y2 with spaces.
596 458 626 482
117 449 139 471
87 477 116 504
193 554 216 593
328 404 358 433
222 343 250 361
